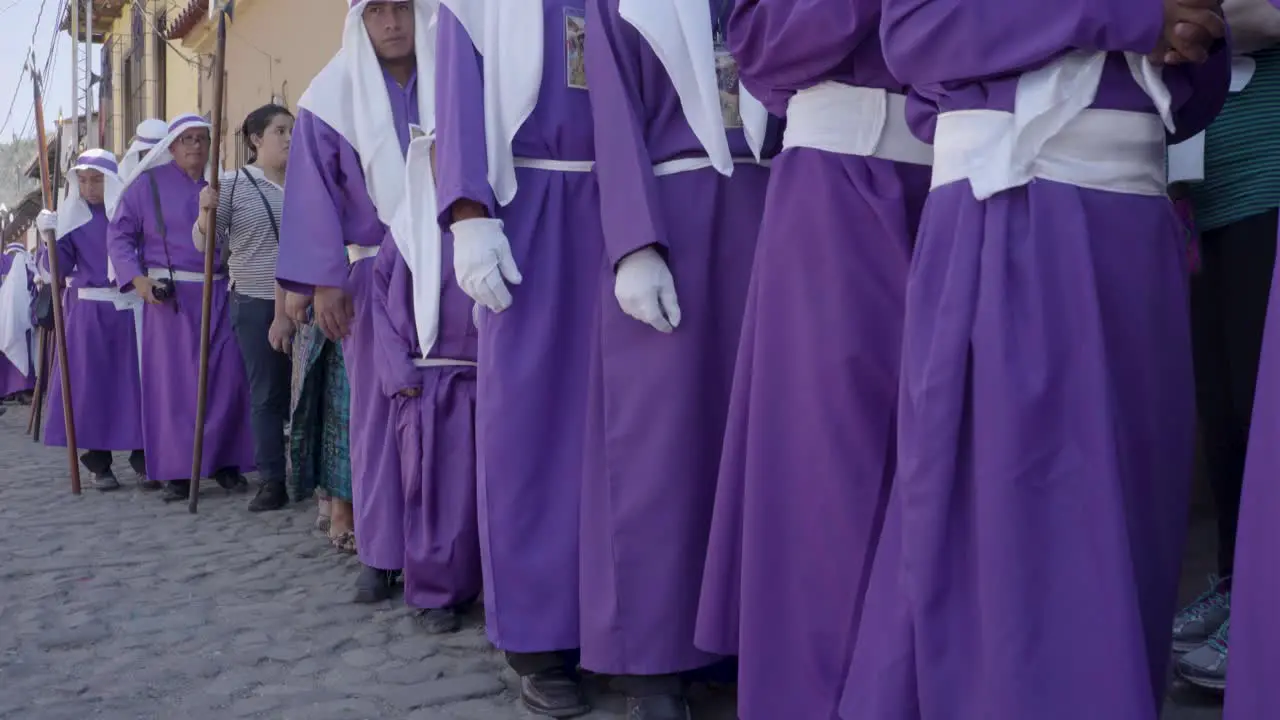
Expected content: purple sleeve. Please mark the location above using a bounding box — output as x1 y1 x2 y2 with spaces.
276 110 351 294
49 237 77 282
371 235 420 397
728 0 878 115
434 8 497 229
880 0 1164 84
585 0 669 267
107 186 145 292
1168 42 1233 144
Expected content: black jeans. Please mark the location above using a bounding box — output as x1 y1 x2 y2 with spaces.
230 292 291 486
81 449 146 476
1190 209 1279 579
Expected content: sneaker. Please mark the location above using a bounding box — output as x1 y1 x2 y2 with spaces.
1177 618 1229 691
1171 575 1230 653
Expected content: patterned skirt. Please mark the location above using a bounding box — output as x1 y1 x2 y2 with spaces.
288 323 352 501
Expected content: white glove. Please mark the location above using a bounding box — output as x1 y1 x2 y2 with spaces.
35 210 57 233
451 217 522 313
614 247 681 333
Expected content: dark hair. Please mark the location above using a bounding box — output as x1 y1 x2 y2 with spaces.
242 103 292 164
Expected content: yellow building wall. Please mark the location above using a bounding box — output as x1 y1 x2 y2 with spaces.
182 0 345 170
103 1 201 153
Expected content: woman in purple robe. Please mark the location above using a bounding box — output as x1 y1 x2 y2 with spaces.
0 244 35 400
692 1 932 718
837 2 1232 719
582 1 773 716
370 233 482 634
279 0 435 604
436 0 600 715
107 114 256 503
37 150 146 492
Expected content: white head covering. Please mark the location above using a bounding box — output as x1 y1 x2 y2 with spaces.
57 149 123 241
0 242 33 375
107 113 212 221
618 0 768 174
439 0 542 207
119 118 168 184
299 0 445 354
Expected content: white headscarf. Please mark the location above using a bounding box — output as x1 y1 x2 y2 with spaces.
618 0 768 174
119 118 168 184
299 0 445 354
0 243 33 375
57 149 123 241
438 0 543 207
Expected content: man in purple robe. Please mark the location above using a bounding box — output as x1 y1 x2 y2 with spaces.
0 243 35 401
837 2 1232 719
107 113 256 503
692 1 933 718
1223 3 1280 714
581 1 773 716
370 233 482 633
279 0 434 604
35 150 146 492
437 0 599 715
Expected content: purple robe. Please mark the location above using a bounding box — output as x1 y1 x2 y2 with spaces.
370 235 482 610
693 1 930 717
436 2 602 653
838 6 1232 719
42 206 144 451
277 68 417 571
0 250 34 397
581 0 771 676
107 162 255 482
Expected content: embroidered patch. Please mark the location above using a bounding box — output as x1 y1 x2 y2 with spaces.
565 8 587 90
715 46 742 129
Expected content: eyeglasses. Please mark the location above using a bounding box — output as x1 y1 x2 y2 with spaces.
176 134 210 147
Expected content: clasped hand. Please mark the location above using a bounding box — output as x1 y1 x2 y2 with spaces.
1156 0 1227 65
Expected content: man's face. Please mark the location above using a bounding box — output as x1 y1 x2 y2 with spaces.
363 1 415 62
77 170 105 205
170 127 210 171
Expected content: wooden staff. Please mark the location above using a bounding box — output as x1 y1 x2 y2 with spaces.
29 126 61 441
189 10 229 513
29 59 81 495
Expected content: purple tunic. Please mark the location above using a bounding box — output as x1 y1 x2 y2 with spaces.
693 1 929 717
582 0 771 675
107 162 255 482
278 68 417 571
0 250 34 397
838 6 1232 720
436 2 602 653
42 206 144 452
371 235 482 610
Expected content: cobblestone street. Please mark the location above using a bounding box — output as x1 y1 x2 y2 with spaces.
0 406 1227 720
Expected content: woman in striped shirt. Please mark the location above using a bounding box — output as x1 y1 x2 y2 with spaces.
195 105 320 516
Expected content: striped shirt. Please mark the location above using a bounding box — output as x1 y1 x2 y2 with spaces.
1189 47 1280 232
211 165 284 300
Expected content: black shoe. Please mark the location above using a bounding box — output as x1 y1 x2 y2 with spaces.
352 566 397 603
247 481 288 512
93 470 121 492
161 480 190 502
626 695 690 720
520 668 590 718
137 476 162 491
214 472 249 494
415 606 463 634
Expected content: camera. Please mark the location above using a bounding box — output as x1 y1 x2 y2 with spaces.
152 277 176 302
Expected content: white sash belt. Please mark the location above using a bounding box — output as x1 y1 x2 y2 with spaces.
514 157 595 173
146 268 227 283
346 244 379 264
654 156 769 177
783 82 933 166
412 357 478 368
931 108 1167 198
